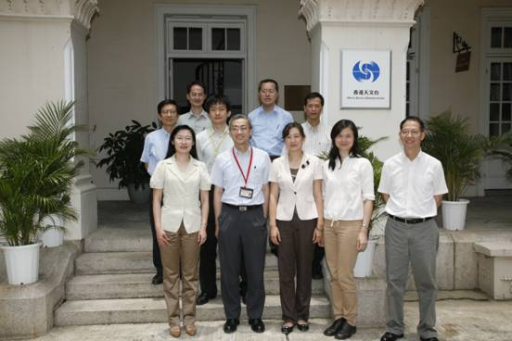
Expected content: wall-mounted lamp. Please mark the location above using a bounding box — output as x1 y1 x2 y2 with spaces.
453 32 471 54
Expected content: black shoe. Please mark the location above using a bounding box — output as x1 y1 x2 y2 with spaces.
324 318 346 336
420 337 439 341
335 323 357 340
281 323 294 335
249 318 265 333
151 273 163 285
196 292 209 305
380 332 404 341
223 319 240 333
297 322 309 332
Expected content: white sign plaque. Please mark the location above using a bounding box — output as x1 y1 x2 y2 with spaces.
341 50 391 109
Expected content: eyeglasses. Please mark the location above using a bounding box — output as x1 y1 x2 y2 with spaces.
400 130 422 136
161 110 177 115
175 136 193 142
260 89 276 95
230 126 249 132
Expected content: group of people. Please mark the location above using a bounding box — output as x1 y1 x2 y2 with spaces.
140 79 447 341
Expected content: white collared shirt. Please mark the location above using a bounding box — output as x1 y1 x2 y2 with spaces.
196 126 234 173
211 146 271 205
178 110 211 133
140 128 171 176
302 121 332 158
150 156 211 233
378 151 448 218
269 153 322 221
323 157 375 220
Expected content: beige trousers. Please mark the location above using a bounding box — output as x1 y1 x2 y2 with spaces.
160 225 200 327
323 219 362 326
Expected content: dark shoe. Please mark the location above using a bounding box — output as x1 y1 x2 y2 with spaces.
281 323 294 335
297 322 309 332
335 323 357 340
151 273 163 285
249 318 265 333
380 332 404 341
223 319 240 333
324 318 346 336
420 337 439 341
196 292 209 305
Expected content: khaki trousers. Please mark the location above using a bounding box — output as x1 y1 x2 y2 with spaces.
160 225 200 327
323 219 362 326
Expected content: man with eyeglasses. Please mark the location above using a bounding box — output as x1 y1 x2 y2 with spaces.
178 80 211 133
211 114 271 334
378 116 448 341
248 79 294 159
140 99 180 285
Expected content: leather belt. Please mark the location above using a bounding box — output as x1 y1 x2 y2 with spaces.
388 214 434 225
223 203 262 212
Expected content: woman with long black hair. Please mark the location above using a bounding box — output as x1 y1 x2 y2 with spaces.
322 119 374 340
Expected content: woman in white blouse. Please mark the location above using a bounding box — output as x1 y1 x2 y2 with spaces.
322 119 374 340
150 125 211 338
269 122 324 335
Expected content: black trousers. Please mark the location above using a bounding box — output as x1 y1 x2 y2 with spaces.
198 189 218 297
149 189 163 275
218 204 267 320
277 213 316 322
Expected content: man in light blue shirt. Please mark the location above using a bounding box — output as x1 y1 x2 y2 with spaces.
248 79 293 159
140 99 179 285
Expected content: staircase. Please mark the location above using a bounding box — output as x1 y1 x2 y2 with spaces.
54 202 331 326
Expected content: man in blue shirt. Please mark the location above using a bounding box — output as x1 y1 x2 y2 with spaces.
140 99 179 285
248 79 294 159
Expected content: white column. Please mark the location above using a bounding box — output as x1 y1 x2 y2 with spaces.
300 0 424 160
0 0 99 240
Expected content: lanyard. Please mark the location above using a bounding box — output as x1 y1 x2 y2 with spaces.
208 128 229 157
232 147 253 187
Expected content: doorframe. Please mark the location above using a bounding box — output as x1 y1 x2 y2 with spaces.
479 8 512 193
155 4 256 114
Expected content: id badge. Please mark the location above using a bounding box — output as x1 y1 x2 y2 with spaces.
239 187 254 199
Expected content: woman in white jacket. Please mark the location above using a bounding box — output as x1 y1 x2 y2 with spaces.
269 122 324 335
151 125 211 338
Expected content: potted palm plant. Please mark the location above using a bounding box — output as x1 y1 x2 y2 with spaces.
0 101 88 284
423 110 487 230
96 120 157 204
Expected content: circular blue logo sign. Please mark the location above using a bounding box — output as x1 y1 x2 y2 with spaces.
352 61 380 83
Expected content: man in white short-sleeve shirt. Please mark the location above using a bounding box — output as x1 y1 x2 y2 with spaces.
301 91 331 280
211 114 271 334
378 116 448 341
178 81 211 134
195 94 234 306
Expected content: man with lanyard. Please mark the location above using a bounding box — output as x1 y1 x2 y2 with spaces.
378 116 447 341
195 94 233 306
248 78 294 159
140 99 179 285
211 114 271 334
301 92 331 280
177 80 211 133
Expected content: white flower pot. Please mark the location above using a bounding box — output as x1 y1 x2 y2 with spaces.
39 215 64 247
354 237 378 278
442 199 470 231
0 243 40 285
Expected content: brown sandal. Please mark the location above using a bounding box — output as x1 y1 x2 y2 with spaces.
169 325 181 338
185 325 197 336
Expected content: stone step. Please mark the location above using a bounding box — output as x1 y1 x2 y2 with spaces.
66 272 326 300
84 227 152 253
54 295 331 326
75 252 279 275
